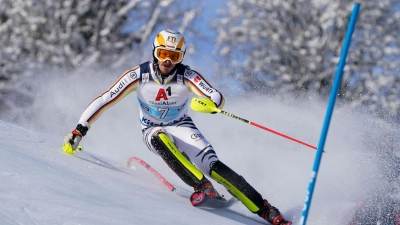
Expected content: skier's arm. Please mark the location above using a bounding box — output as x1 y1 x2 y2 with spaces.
184 68 225 109
63 67 140 155
78 67 140 127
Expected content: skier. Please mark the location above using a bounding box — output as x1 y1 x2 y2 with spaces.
62 29 292 225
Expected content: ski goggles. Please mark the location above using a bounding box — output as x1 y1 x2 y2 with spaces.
154 47 184 64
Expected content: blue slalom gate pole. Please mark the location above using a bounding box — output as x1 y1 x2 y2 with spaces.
299 3 360 225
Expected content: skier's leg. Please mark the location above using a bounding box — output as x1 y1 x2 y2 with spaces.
156 118 291 224
151 129 204 186
145 118 291 224
210 160 291 225
142 126 221 198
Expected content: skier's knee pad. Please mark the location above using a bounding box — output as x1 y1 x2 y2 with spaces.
210 160 265 213
150 131 204 187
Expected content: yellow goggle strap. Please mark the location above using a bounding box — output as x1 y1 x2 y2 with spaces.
210 161 265 213
151 132 204 187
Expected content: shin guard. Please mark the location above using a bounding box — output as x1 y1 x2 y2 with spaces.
210 160 265 213
151 132 204 187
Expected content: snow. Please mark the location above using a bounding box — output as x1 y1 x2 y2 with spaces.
0 121 260 225
1 89 395 224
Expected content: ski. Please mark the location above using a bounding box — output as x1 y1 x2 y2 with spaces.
127 156 237 208
126 156 236 207
126 156 270 223
126 156 175 192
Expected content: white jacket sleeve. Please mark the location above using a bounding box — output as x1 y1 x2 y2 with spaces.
78 67 140 127
183 68 225 109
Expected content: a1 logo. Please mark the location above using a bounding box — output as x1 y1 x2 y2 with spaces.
155 87 172 101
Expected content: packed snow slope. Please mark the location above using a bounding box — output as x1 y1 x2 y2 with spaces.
0 120 271 225
2 85 398 224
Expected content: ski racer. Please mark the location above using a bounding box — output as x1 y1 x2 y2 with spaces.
62 29 292 225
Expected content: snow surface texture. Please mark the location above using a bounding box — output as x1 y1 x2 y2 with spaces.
2 87 398 224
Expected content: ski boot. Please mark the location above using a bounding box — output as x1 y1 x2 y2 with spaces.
193 181 223 199
190 180 225 206
257 200 292 225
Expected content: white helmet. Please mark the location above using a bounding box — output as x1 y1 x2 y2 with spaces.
153 29 186 64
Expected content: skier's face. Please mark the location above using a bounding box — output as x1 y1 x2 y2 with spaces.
158 59 176 75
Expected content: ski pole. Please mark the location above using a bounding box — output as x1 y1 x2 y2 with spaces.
190 97 317 150
127 156 176 192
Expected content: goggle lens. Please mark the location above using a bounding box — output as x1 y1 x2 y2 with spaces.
155 48 183 64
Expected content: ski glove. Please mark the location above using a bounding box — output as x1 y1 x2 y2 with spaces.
62 124 88 155
210 102 218 114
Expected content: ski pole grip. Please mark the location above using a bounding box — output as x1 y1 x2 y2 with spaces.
190 98 221 114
